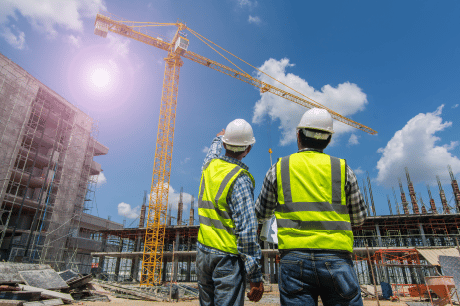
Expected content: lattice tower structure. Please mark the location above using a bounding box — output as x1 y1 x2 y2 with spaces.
141 52 182 285
427 185 438 214
448 165 460 212
437 176 451 214
398 178 410 215
405 167 420 214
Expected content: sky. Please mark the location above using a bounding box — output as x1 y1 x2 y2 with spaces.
1 0 460 226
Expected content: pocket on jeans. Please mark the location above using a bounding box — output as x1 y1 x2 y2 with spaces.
279 259 303 294
325 261 359 299
214 256 237 278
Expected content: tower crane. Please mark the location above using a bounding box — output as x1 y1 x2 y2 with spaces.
94 11 377 286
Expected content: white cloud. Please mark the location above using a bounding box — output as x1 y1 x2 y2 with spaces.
376 105 460 186
202 146 209 153
252 58 368 145
0 0 106 38
118 202 140 219
238 0 258 9
180 157 191 165
354 167 364 175
148 183 194 223
108 34 130 57
248 15 261 25
453 104 459 109
90 172 107 186
0 25 26 49
348 134 359 146
66 34 81 48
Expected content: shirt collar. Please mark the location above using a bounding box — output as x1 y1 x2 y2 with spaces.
219 156 249 171
298 147 324 153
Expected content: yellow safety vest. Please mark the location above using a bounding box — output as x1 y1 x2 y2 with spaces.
275 151 353 252
197 159 255 254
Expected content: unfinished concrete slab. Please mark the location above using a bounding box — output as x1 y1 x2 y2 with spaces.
0 263 52 284
19 269 68 290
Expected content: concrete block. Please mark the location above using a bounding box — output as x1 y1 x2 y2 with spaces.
23 299 63 306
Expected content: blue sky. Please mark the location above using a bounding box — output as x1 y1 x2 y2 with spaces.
1 0 459 226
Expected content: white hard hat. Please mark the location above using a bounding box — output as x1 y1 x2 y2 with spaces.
297 108 334 136
222 119 255 150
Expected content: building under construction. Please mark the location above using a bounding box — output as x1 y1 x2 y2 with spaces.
92 166 460 298
0 52 122 273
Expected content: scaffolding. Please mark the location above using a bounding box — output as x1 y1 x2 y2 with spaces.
0 53 108 273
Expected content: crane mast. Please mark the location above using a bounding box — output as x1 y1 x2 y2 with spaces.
94 11 376 285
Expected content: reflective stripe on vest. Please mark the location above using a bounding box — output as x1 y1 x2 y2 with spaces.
197 159 254 254
275 152 353 252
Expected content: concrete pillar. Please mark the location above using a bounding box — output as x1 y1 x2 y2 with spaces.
375 224 383 247
130 235 142 281
97 234 108 278
114 239 123 281
418 223 427 246
173 231 179 281
186 255 191 282
162 256 168 282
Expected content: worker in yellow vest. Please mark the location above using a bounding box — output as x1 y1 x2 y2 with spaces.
255 108 367 306
197 119 264 305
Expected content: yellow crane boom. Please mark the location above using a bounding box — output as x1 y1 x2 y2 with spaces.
94 11 376 286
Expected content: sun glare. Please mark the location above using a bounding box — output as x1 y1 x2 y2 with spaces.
90 68 111 88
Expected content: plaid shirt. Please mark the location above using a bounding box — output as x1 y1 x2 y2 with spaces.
197 136 263 282
255 148 367 227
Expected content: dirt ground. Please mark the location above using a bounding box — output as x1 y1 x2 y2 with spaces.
77 294 423 306
77 284 426 306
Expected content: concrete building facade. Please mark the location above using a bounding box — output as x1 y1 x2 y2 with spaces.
0 52 120 273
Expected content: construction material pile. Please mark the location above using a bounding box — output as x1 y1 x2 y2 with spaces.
0 262 100 305
0 262 199 304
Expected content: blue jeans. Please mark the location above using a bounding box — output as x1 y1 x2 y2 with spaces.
279 251 363 306
196 248 246 306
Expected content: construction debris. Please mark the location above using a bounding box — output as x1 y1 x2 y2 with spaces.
19 270 68 290
0 264 53 285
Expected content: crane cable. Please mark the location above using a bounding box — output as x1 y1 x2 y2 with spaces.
186 27 325 109
186 28 251 78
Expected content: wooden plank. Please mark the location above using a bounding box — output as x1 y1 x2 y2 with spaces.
18 285 73 303
19 270 68 290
